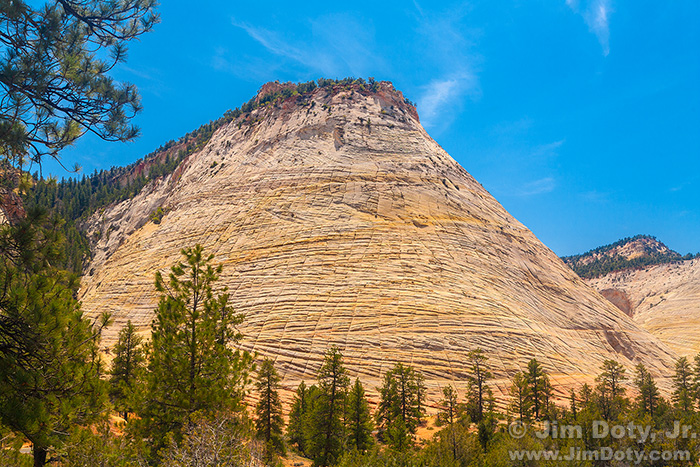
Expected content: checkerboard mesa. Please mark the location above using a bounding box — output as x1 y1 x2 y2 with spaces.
78 79 677 404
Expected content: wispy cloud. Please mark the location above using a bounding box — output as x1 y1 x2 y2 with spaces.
520 177 557 196
220 14 384 81
412 2 481 129
418 75 477 128
531 140 566 159
567 0 613 56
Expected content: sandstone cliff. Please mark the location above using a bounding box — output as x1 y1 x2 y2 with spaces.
588 259 700 358
78 82 676 401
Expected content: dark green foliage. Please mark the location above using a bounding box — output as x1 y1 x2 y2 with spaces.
137 244 253 459
305 346 350 467
672 356 695 413
0 207 108 467
254 359 285 461
287 380 310 455
465 348 493 423
346 378 374 453
375 362 426 450
595 359 627 421
525 359 552 420
0 0 158 167
634 363 660 417
509 371 531 422
58 422 147 467
109 320 145 422
437 385 460 427
0 427 32 467
561 234 697 278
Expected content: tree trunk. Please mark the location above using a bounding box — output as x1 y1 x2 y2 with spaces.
33 446 47 467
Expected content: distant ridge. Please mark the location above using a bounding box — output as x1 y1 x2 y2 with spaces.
562 234 697 279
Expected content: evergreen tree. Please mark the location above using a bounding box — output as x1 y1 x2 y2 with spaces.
0 209 108 467
672 356 694 413
306 346 350 467
569 389 578 421
634 363 659 417
596 360 627 421
0 0 158 167
525 359 551 420
375 362 425 450
287 381 310 455
254 359 285 462
508 371 531 422
579 383 594 411
109 320 146 422
138 245 253 459
438 385 460 427
465 348 493 423
437 385 463 463
346 378 373 453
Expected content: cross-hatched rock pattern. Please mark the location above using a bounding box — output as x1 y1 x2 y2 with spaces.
79 83 676 401
588 259 700 358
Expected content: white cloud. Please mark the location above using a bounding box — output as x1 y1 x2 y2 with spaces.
567 0 613 56
412 2 481 130
520 177 557 196
225 14 384 80
418 74 477 128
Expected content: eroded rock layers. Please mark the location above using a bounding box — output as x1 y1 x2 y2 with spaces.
79 83 675 399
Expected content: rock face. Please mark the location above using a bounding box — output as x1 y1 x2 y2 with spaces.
588 259 700 358
599 289 633 317
78 82 676 401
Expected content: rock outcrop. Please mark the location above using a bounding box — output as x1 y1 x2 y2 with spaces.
78 82 676 402
588 259 700 357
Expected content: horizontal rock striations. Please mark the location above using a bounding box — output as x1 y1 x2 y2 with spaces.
588 259 700 358
79 82 676 401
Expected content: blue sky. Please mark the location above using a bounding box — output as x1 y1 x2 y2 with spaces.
55 0 699 257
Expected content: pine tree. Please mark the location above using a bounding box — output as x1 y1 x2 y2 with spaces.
305 346 350 467
0 209 108 467
437 385 462 463
525 359 551 420
596 360 627 421
287 381 310 455
138 245 253 459
438 385 459 427
465 349 493 423
376 362 425 450
569 389 578 421
254 359 285 462
672 356 694 413
109 320 145 422
508 371 531 422
633 363 659 417
0 0 158 168
346 378 373 453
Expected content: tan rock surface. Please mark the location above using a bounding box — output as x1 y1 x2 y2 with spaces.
588 259 700 358
79 83 676 402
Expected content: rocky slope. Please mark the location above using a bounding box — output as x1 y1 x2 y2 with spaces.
78 81 676 401
562 235 684 279
588 259 700 357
